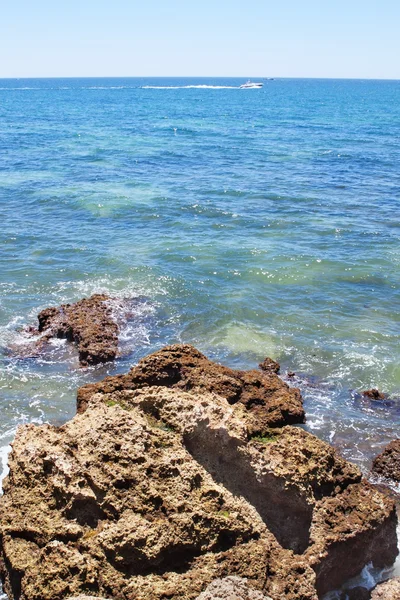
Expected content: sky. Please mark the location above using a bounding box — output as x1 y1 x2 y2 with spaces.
1 0 400 79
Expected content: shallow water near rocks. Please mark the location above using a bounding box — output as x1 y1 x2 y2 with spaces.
0 77 399 597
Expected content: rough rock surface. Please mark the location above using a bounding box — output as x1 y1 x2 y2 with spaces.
371 578 400 599
77 344 305 432
0 346 398 600
31 294 119 366
67 597 110 600
372 440 400 482
258 358 280 374
196 576 272 599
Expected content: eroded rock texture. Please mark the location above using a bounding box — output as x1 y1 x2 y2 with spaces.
195 576 272 599
372 440 400 482
33 294 119 366
0 346 398 600
371 578 400 599
77 344 305 432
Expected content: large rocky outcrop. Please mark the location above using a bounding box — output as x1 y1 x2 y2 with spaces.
0 346 398 600
77 344 305 432
372 440 400 482
28 294 120 366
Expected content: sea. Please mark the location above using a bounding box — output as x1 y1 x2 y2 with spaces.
0 77 399 598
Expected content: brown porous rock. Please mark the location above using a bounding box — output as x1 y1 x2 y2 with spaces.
372 440 400 482
67 597 111 600
362 389 385 400
77 344 305 433
258 357 280 374
0 347 398 600
371 578 400 599
34 294 119 366
195 576 272 599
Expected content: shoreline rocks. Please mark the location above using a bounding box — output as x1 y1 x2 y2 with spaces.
77 344 305 433
372 440 400 482
0 345 398 600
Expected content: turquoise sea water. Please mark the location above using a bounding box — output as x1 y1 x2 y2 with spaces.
0 77 400 595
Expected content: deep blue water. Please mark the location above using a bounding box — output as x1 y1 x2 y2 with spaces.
0 77 400 593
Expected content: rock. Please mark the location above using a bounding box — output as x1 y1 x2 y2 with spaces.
67 597 110 600
196 576 272 599
362 389 385 400
371 578 400 599
0 394 313 600
33 294 119 366
77 344 305 432
258 357 280 374
306 480 397 597
372 440 400 482
0 346 398 600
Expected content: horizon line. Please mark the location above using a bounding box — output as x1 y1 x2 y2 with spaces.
0 75 399 81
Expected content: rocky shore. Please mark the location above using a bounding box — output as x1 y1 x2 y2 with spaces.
0 344 398 600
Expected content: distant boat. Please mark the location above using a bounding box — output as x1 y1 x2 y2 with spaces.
239 80 263 89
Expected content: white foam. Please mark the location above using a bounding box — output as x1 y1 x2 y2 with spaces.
0 444 11 491
141 85 239 90
322 562 393 599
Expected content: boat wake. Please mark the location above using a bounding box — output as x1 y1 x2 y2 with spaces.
141 85 240 90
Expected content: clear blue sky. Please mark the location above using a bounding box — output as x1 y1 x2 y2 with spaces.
1 0 399 78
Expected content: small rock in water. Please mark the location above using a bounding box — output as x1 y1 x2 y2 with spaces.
258 357 280 374
36 294 119 366
362 389 385 400
372 439 400 482
15 294 142 367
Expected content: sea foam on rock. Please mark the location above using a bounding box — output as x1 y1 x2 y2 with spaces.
0 345 397 600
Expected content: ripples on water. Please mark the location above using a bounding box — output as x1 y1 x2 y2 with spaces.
0 77 399 596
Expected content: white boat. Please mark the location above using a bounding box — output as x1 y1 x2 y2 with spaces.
240 80 263 89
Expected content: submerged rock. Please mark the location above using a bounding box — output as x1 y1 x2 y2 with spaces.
371 578 400 599
362 389 385 400
0 345 398 600
372 440 400 482
77 344 305 432
32 294 119 366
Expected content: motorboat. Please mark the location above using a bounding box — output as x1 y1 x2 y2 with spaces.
239 80 263 89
